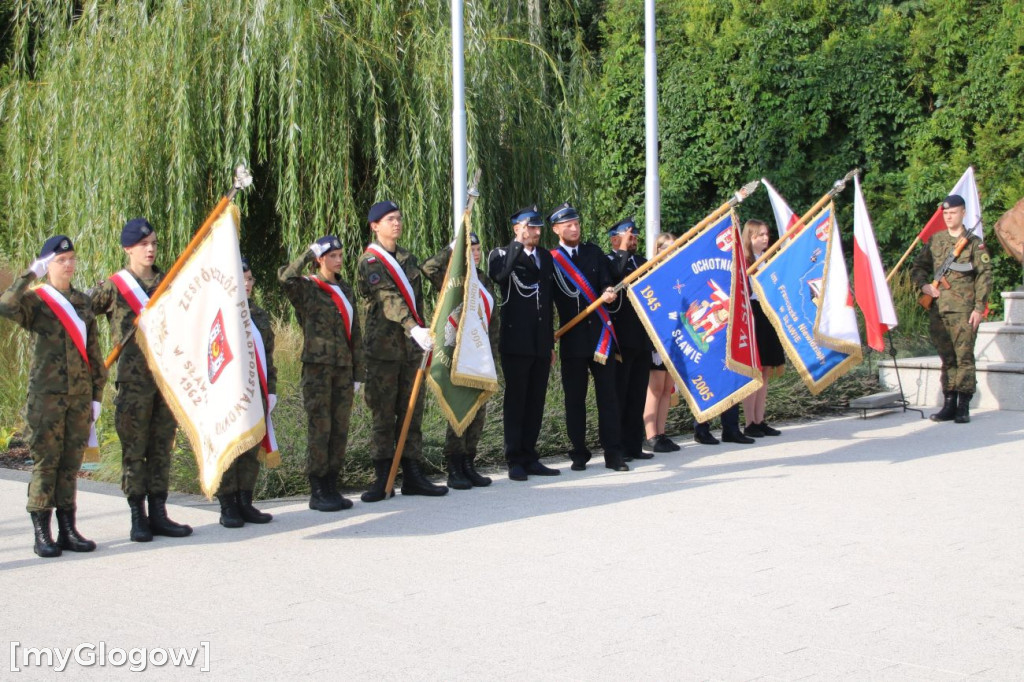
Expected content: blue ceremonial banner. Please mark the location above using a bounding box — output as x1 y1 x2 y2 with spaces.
749 204 861 395
627 212 761 422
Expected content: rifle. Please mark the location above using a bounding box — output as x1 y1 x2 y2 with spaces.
918 219 982 309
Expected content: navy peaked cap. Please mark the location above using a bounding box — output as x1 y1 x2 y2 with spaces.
547 202 579 225
510 205 543 227
607 217 638 238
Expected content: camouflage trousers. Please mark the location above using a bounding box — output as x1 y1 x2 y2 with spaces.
301 363 354 477
364 356 424 462
443 403 487 458
24 392 90 512
216 448 261 495
114 381 177 497
929 308 978 393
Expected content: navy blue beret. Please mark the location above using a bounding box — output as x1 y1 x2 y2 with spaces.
40 235 74 258
510 205 543 227
469 232 480 245
942 194 966 209
368 201 400 224
315 235 342 256
121 218 154 247
607 217 638 238
240 257 251 272
547 202 579 225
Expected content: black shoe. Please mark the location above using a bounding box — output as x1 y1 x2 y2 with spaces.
217 494 246 528
642 437 659 453
523 460 561 476
954 392 972 424
758 421 781 436
446 454 473 490
508 463 528 481
461 454 492 487
56 508 96 552
657 434 681 452
722 428 755 444
361 460 396 503
604 458 630 472
148 493 193 537
694 429 719 445
930 391 958 422
570 461 587 471
127 495 153 542
309 475 345 512
323 474 354 510
238 491 274 523
400 458 448 497
631 450 654 460
743 423 765 438
30 510 62 558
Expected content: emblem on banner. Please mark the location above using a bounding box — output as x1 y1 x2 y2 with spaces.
681 279 730 351
207 310 234 383
715 228 734 252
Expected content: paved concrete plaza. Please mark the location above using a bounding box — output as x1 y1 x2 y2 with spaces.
1 408 1022 680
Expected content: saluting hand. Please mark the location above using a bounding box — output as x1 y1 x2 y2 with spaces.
29 253 56 279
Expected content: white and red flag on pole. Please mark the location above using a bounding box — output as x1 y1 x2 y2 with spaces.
852 176 898 352
761 178 798 236
917 166 983 243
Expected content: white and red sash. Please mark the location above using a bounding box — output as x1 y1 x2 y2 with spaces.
479 284 494 328
250 320 279 466
35 285 90 369
551 248 618 363
364 243 424 326
108 269 150 315
306 276 354 345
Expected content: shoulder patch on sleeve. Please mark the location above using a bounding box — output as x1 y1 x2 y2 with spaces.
368 272 381 285
981 253 991 263
366 256 378 263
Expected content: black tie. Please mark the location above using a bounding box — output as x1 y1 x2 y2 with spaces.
570 248 578 262
533 253 540 268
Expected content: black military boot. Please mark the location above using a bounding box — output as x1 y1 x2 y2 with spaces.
461 453 492 487
148 493 193 537
361 460 396 503
323 474 354 510
216 494 244 528
930 391 957 422
445 454 472 490
56 508 96 552
127 495 153 542
30 510 62 558
400 458 448 497
308 476 345 512
954 392 972 424
238 491 274 523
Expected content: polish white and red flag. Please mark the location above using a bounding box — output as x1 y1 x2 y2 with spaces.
761 178 799 236
852 176 898 352
917 166 983 243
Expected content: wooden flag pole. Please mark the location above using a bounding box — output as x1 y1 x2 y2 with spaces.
104 165 254 368
885 236 920 284
746 168 860 276
553 179 760 341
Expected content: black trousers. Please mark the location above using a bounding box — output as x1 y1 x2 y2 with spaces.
616 346 651 458
561 355 624 464
695 404 740 433
501 353 551 464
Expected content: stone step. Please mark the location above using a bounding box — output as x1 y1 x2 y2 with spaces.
975 322 1024 363
878 356 1024 411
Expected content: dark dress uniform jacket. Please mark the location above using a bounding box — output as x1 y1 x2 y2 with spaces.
488 241 554 358
608 250 652 352
552 242 614 359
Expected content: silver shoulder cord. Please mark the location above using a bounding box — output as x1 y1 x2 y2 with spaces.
553 265 581 300
498 270 539 308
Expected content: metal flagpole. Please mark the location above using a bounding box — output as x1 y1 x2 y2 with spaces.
644 0 661 259
452 0 467 238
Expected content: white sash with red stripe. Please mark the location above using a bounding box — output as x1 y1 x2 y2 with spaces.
306 276 354 344
551 249 618 363
250 321 279 464
108 269 150 314
364 243 424 326
35 285 90 369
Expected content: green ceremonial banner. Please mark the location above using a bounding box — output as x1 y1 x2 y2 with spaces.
425 215 499 436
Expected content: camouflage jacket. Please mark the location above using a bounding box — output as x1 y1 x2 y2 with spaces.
420 244 500 356
356 240 425 364
911 229 992 314
279 250 363 375
90 267 164 385
249 300 278 395
0 271 106 399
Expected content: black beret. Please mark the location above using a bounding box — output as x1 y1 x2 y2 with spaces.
240 257 251 272
121 217 154 247
368 201 400 224
314 235 343 256
547 202 579 225
40 235 74 259
942 194 966 209
510 205 543 227
607 217 638 238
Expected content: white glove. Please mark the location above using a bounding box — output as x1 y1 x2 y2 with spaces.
309 242 329 258
29 253 56 278
652 351 663 367
267 394 278 414
91 401 102 422
354 382 362 392
410 325 433 351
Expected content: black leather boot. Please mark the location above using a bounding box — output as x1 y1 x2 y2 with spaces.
308 476 345 512
361 460 396 503
217 494 245 528
954 392 972 423
56 508 96 552
127 495 153 542
238 491 273 523
323 474 354 510
400 458 448 497
461 454 492 487
446 454 472 490
148 493 193 537
930 391 957 422
30 510 61 558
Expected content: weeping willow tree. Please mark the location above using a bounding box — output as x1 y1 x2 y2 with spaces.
0 0 597 289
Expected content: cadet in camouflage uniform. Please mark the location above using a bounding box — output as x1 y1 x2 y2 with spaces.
215 258 277 526
279 236 362 512
911 194 992 424
357 200 448 501
91 218 192 542
420 232 499 489
0 235 106 557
